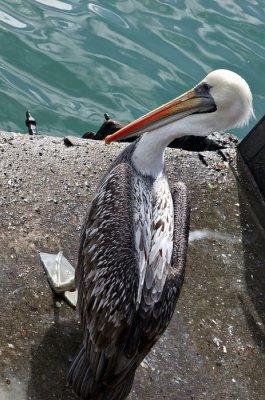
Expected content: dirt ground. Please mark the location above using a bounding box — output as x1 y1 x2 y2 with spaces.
0 131 265 400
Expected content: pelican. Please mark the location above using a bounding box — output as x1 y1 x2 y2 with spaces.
68 69 253 399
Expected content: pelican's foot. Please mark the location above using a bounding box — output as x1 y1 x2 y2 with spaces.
39 251 77 307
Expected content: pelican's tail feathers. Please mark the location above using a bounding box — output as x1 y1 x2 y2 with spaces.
68 345 100 399
103 372 135 400
68 345 135 400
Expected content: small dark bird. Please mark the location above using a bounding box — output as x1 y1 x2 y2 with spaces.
25 110 37 135
82 113 124 140
68 70 253 399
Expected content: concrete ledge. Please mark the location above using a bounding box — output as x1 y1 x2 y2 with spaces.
0 131 265 399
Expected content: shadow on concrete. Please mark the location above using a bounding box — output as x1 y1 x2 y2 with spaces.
83 113 238 152
27 298 82 400
236 153 265 352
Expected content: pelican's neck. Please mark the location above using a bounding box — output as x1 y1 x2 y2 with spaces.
131 125 185 178
131 134 165 178
131 113 217 177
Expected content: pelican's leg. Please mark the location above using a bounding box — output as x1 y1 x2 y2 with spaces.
39 251 77 307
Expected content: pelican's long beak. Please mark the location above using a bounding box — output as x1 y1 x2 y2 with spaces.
105 86 215 144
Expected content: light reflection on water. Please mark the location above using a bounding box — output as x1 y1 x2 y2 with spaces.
0 10 27 29
0 0 264 137
33 0 73 12
88 3 130 28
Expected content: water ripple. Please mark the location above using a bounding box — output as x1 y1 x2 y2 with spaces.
0 0 264 136
32 0 72 12
0 10 27 29
88 3 129 28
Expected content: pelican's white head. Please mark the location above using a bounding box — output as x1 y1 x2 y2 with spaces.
105 69 254 143
104 69 254 176
204 69 254 129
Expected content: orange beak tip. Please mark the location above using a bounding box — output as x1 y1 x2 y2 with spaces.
104 136 111 145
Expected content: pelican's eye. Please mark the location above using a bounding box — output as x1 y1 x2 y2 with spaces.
195 82 212 96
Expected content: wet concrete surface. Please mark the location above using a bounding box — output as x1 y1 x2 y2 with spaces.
0 131 265 400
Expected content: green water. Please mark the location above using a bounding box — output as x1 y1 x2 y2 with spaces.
0 0 264 139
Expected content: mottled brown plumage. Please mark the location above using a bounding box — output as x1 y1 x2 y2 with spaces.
69 69 253 399
68 140 189 399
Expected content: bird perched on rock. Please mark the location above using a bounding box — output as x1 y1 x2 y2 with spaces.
68 69 253 399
